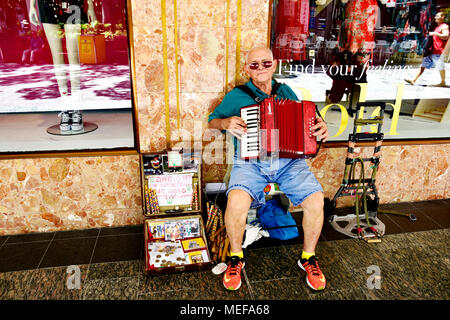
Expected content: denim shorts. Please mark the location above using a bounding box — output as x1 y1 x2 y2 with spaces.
227 155 323 209
421 54 445 70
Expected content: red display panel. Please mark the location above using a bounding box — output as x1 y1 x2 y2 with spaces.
0 0 132 113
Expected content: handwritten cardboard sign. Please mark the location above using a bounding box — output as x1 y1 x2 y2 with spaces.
148 174 193 206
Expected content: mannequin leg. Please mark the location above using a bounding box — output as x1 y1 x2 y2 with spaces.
22 49 31 64
42 23 71 130
64 24 84 130
42 23 69 96
64 24 81 99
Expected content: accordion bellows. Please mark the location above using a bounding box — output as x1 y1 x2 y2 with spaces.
240 98 318 159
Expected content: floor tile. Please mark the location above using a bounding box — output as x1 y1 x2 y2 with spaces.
82 277 142 300
404 229 450 254
323 238 398 271
0 241 50 273
378 201 418 211
417 205 450 229
361 246 449 300
26 265 89 300
0 270 36 300
87 260 144 281
138 287 251 301
383 210 441 233
249 278 311 300
244 246 300 282
0 236 8 247
90 234 144 263
53 228 99 240
5 232 54 244
376 212 406 235
99 224 144 236
308 288 372 300
411 199 450 210
0 199 448 301
141 268 219 294
140 266 253 300
284 241 367 291
139 280 252 300
39 238 97 268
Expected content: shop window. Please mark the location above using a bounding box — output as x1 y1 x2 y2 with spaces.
270 0 450 142
0 0 135 154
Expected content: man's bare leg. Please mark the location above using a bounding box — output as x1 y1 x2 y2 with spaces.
300 191 324 253
298 191 327 291
225 189 253 253
223 189 252 291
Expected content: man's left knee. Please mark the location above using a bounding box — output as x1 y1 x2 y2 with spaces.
300 192 324 213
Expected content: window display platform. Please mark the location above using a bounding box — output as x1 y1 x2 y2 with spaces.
47 122 98 136
0 64 132 113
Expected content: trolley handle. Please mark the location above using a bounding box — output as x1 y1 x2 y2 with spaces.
356 102 386 111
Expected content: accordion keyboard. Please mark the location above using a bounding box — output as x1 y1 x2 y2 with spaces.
240 105 260 159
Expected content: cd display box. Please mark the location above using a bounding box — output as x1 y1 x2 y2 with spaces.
140 150 210 274
140 150 202 216
144 215 212 274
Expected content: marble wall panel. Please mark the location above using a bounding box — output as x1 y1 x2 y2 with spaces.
228 0 270 29
179 92 224 141
132 0 271 152
0 156 143 235
179 26 225 93
177 0 227 28
225 27 269 89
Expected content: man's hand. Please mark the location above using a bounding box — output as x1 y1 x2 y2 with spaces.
311 117 328 142
221 116 247 139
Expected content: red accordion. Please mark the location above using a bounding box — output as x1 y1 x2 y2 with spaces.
240 98 319 160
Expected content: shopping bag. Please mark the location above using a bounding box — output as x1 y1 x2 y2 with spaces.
79 34 106 64
257 199 299 240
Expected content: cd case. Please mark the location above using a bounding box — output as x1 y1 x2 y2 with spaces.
144 215 211 275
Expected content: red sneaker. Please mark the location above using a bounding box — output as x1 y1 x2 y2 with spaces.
298 255 326 291
223 256 245 291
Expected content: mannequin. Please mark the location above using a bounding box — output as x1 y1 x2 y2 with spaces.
28 0 97 131
343 0 378 53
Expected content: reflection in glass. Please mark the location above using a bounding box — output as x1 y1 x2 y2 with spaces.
0 0 134 152
29 0 96 131
270 0 450 141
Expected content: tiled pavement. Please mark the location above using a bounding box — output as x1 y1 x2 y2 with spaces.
0 199 449 301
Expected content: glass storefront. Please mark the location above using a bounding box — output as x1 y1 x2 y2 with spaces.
270 0 450 141
0 0 135 153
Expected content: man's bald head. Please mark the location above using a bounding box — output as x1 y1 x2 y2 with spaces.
245 47 274 64
243 46 277 89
